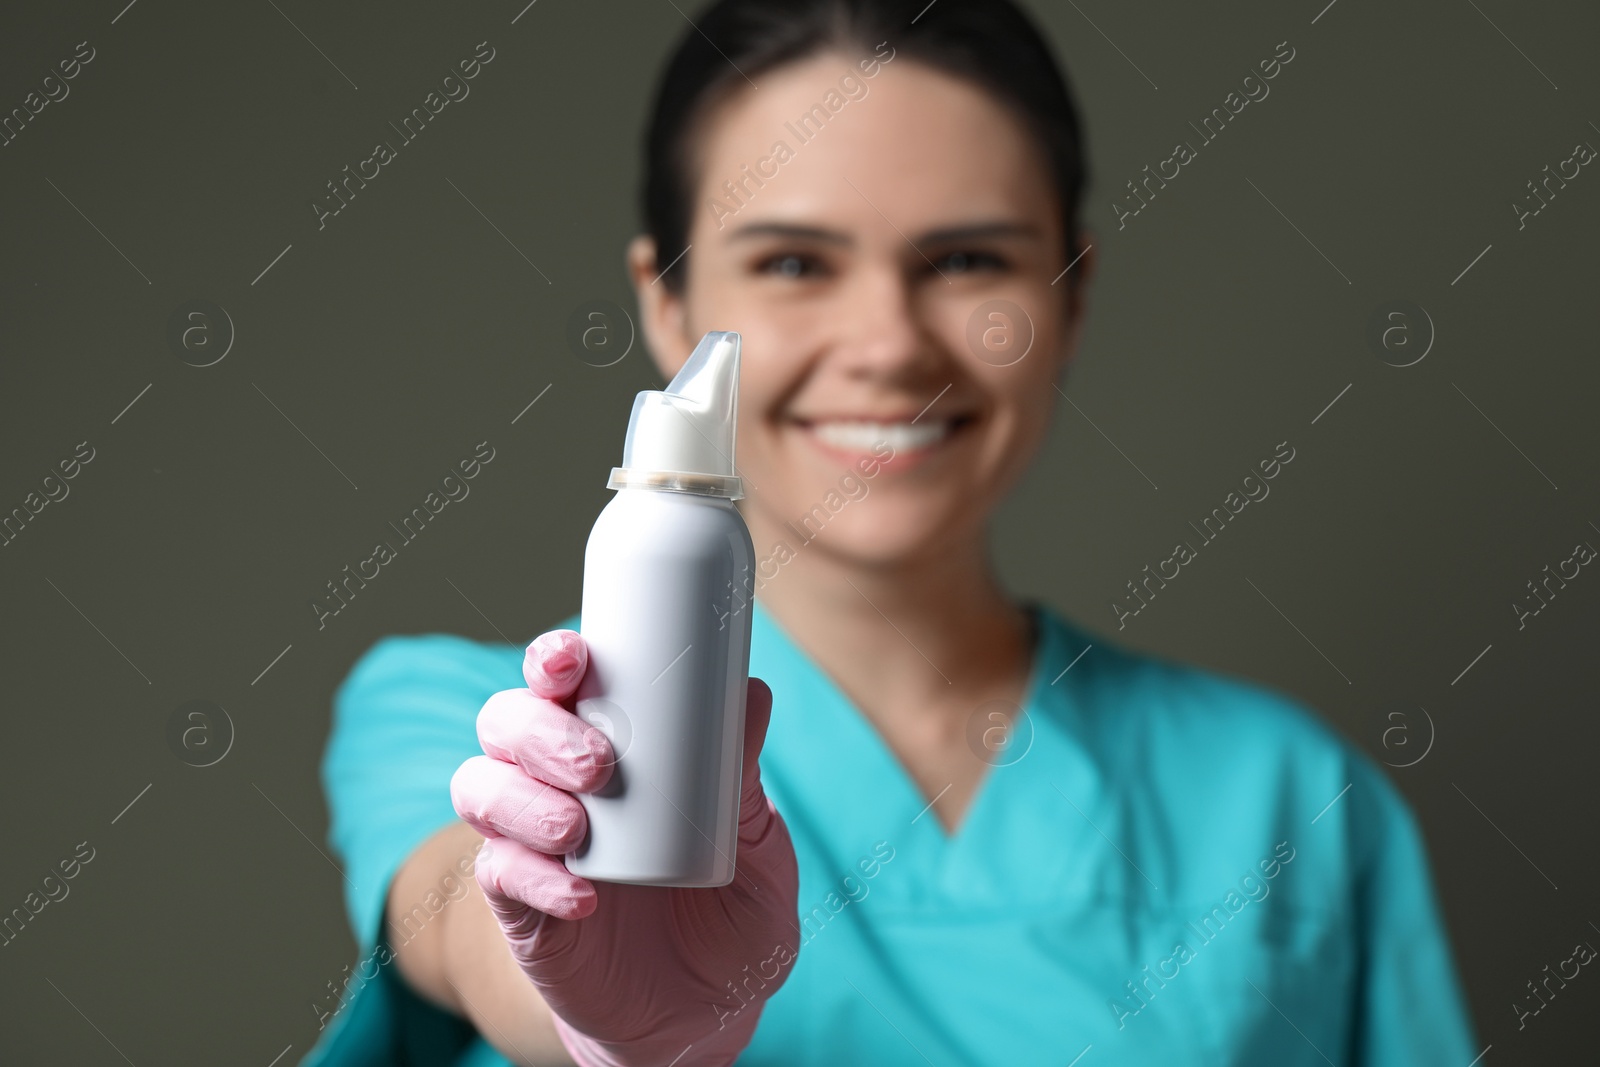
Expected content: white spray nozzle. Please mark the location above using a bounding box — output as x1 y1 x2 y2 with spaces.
608 331 743 499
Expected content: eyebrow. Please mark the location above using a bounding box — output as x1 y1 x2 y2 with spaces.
726 222 851 246
724 220 1042 246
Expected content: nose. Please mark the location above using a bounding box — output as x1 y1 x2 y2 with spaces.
836 260 939 381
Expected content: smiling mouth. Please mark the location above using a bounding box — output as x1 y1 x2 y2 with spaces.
794 414 977 454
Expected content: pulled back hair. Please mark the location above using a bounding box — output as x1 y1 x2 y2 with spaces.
642 0 1091 294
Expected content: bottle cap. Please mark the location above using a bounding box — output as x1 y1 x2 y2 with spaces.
608 331 744 499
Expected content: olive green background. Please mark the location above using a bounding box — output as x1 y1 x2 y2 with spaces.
1 0 1596 1061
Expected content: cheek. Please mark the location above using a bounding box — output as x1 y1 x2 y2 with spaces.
968 314 1065 419
929 278 1067 368
1007 361 1063 437
960 355 1064 495
732 351 797 440
730 363 813 494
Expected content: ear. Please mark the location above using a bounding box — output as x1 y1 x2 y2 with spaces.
627 234 695 382
1055 229 1096 378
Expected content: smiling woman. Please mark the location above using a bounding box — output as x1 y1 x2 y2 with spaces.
642 51 1089 609
302 2 1478 1066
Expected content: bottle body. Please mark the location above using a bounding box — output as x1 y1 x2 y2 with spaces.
566 486 755 886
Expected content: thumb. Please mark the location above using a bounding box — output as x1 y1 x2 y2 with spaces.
742 676 774 769
737 677 778 846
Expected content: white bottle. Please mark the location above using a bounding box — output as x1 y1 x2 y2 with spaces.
565 331 755 887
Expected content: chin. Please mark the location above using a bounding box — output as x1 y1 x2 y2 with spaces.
789 496 970 567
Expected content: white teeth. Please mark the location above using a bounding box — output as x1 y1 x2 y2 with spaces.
810 420 952 452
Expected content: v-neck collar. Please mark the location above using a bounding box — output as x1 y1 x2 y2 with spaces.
748 596 1101 868
750 597 1148 913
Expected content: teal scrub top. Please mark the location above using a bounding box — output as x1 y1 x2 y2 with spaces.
299 598 1478 1067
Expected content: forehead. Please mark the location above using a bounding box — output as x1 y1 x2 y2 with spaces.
690 52 1056 232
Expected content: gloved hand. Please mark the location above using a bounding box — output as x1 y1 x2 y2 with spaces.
451 628 801 1067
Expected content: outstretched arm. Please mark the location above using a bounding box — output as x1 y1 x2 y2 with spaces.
385 819 577 1066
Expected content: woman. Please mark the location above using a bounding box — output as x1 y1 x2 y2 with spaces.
302 1 1477 1064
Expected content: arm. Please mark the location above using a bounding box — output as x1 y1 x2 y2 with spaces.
314 631 584 1065
1348 766 1479 1066
384 819 577 1066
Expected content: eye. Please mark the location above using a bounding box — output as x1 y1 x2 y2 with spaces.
756 251 826 279
933 250 1007 275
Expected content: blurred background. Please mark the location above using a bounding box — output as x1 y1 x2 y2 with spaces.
1 0 1596 1061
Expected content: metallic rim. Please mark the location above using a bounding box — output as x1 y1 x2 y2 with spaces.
607 467 744 500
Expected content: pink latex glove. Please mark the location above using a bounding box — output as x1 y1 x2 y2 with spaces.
451 628 801 1067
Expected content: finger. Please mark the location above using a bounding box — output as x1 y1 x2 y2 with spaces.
477 688 614 793
475 832 596 923
523 629 587 701
451 756 588 854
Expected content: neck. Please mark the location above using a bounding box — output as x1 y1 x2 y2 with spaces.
742 506 1035 725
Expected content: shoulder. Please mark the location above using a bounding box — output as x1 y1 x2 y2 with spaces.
335 632 524 707
1040 606 1416 898
320 632 524 800
324 613 581 764
1043 605 1355 764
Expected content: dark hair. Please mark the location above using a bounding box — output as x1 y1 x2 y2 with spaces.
642 0 1091 294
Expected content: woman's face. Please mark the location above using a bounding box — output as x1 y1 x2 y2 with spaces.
631 51 1094 567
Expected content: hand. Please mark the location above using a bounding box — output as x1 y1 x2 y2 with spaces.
450 629 801 1067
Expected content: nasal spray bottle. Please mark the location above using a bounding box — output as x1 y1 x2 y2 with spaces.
566 331 755 887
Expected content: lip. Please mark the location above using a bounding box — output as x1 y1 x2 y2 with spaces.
796 410 971 423
793 414 976 474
